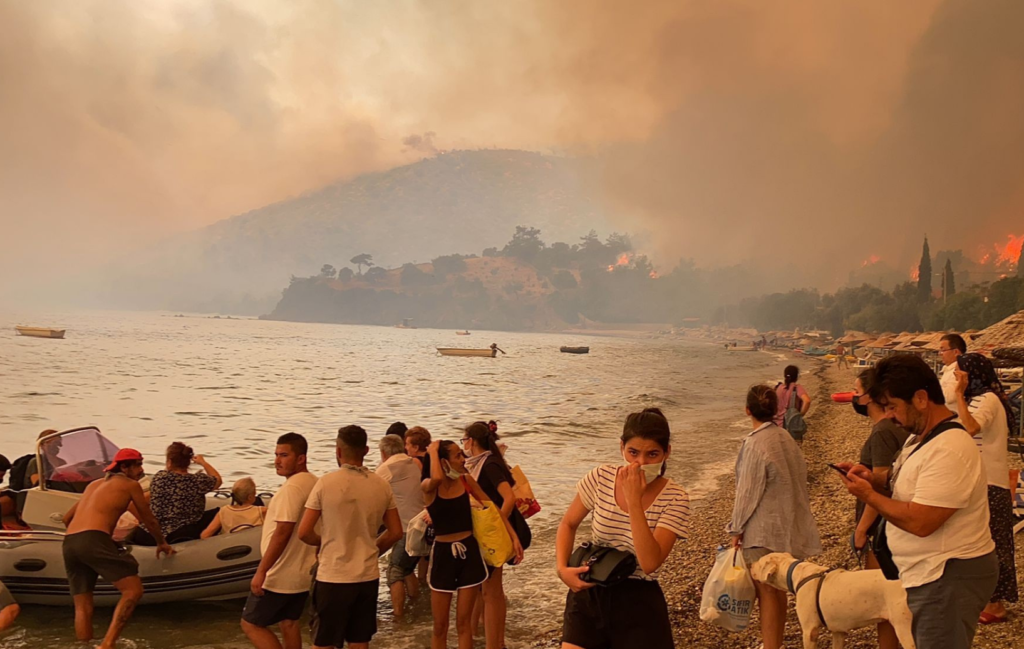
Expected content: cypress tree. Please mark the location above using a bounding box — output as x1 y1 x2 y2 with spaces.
943 258 956 299
918 236 933 301
1017 243 1024 278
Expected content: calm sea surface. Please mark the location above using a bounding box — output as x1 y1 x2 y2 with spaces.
0 310 789 648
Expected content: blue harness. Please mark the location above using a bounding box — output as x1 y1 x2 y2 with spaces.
785 560 839 629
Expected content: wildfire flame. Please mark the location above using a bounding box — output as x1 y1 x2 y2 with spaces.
862 254 881 267
606 265 615 272
616 253 630 266
649 270 659 279
910 265 920 282
996 234 1024 266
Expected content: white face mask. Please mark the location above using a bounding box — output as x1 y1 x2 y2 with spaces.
623 455 664 482
442 461 462 480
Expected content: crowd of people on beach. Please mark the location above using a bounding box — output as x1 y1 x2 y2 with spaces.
0 334 1019 649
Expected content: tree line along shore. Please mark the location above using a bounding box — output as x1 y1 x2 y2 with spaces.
532 361 1022 648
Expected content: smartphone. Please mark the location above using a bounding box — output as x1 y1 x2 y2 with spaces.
827 463 849 477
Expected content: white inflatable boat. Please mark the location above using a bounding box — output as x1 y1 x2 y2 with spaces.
0 427 267 606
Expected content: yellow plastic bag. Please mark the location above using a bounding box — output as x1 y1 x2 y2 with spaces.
471 502 514 567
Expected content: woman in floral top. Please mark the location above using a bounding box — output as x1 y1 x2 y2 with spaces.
133 442 222 544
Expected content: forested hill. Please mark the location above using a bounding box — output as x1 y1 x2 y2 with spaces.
102 150 612 314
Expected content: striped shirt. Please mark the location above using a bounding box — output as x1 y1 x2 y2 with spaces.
728 423 821 558
577 464 690 579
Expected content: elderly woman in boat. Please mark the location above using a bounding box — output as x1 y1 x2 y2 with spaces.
131 442 222 544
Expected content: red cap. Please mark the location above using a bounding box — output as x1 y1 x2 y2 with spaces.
105 449 143 472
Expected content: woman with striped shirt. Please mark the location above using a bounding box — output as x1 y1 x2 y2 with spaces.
555 408 690 649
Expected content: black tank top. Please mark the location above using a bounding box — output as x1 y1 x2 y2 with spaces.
427 489 473 536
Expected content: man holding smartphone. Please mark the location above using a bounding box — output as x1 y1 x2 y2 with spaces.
836 355 996 649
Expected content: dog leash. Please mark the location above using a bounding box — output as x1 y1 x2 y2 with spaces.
786 561 841 630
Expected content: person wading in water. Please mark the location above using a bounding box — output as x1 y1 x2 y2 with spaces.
61 449 174 649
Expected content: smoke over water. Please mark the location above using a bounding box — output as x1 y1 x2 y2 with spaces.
1 0 1022 303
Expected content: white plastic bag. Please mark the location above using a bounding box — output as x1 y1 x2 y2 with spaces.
699 546 756 632
405 510 431 557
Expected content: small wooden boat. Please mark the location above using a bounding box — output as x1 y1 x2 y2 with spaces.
726 346 758 352
456 330 471 335
437 347 498 358
560 346 590 354
15 326 66 339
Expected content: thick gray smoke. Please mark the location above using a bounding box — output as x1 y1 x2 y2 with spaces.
1 0 1021 304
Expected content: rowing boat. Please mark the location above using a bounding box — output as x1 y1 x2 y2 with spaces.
437 348 497 358
15 326 66 339
560 346 590 354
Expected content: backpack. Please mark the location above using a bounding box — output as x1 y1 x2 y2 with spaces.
8 454 33 491
782 384 807 439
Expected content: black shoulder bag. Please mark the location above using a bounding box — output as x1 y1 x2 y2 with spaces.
568 542 638 586
873 418 965 580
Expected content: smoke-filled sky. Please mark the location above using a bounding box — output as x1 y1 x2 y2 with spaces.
2 0 1022 294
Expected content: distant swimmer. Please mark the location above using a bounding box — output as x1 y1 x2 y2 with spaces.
61 448 173 649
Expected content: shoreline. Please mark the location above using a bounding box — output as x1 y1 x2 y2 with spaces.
533 361 1023 648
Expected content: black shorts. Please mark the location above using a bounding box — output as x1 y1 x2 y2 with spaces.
62 530 139 596
428 536 487 593
311 579 378 647
562 578 674 649
241 590 308 627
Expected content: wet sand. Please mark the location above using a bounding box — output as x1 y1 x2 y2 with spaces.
534 360 1023 648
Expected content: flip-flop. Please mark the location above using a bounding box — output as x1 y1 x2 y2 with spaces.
978 611 1007 625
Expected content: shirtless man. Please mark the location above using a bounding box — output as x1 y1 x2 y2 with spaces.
61 448 174 649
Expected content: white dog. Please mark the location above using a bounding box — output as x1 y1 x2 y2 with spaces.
751 553 915 649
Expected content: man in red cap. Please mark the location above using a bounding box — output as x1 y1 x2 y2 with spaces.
61 448 174 649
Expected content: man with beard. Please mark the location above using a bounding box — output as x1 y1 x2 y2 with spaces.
837 355 997 649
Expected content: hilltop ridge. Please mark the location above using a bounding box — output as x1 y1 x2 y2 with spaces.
103 150 612 314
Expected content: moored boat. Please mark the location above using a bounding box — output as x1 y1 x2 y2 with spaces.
455 330 471 335
15 326 66 339
436 347 497 357
0 427 264 606
560 346 590 354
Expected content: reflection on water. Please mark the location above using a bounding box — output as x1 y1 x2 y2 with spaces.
0 310 787 648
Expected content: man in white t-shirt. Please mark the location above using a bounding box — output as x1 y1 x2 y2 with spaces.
241 433 318 649
840 355 997 649
299 426 402 649
938 333 966 409
375 434 425 617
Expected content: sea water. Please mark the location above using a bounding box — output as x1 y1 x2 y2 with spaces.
0 310 790 648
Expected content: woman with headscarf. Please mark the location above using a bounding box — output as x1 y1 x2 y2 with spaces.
954 352 1018 624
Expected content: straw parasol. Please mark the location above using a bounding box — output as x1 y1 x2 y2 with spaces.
969 310 1024 352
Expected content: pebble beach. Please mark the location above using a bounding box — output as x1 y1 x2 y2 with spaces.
535 358 1023 648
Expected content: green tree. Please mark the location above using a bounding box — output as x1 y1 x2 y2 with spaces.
338 267 354 282
364 266 386 283
432 254 468 275
1018 244 1024 278
551 270 578 290
350 253 374 275
942 259 956 300
319 264 336 278
502 226 545 261
918 236 933 301
400 263 434 287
